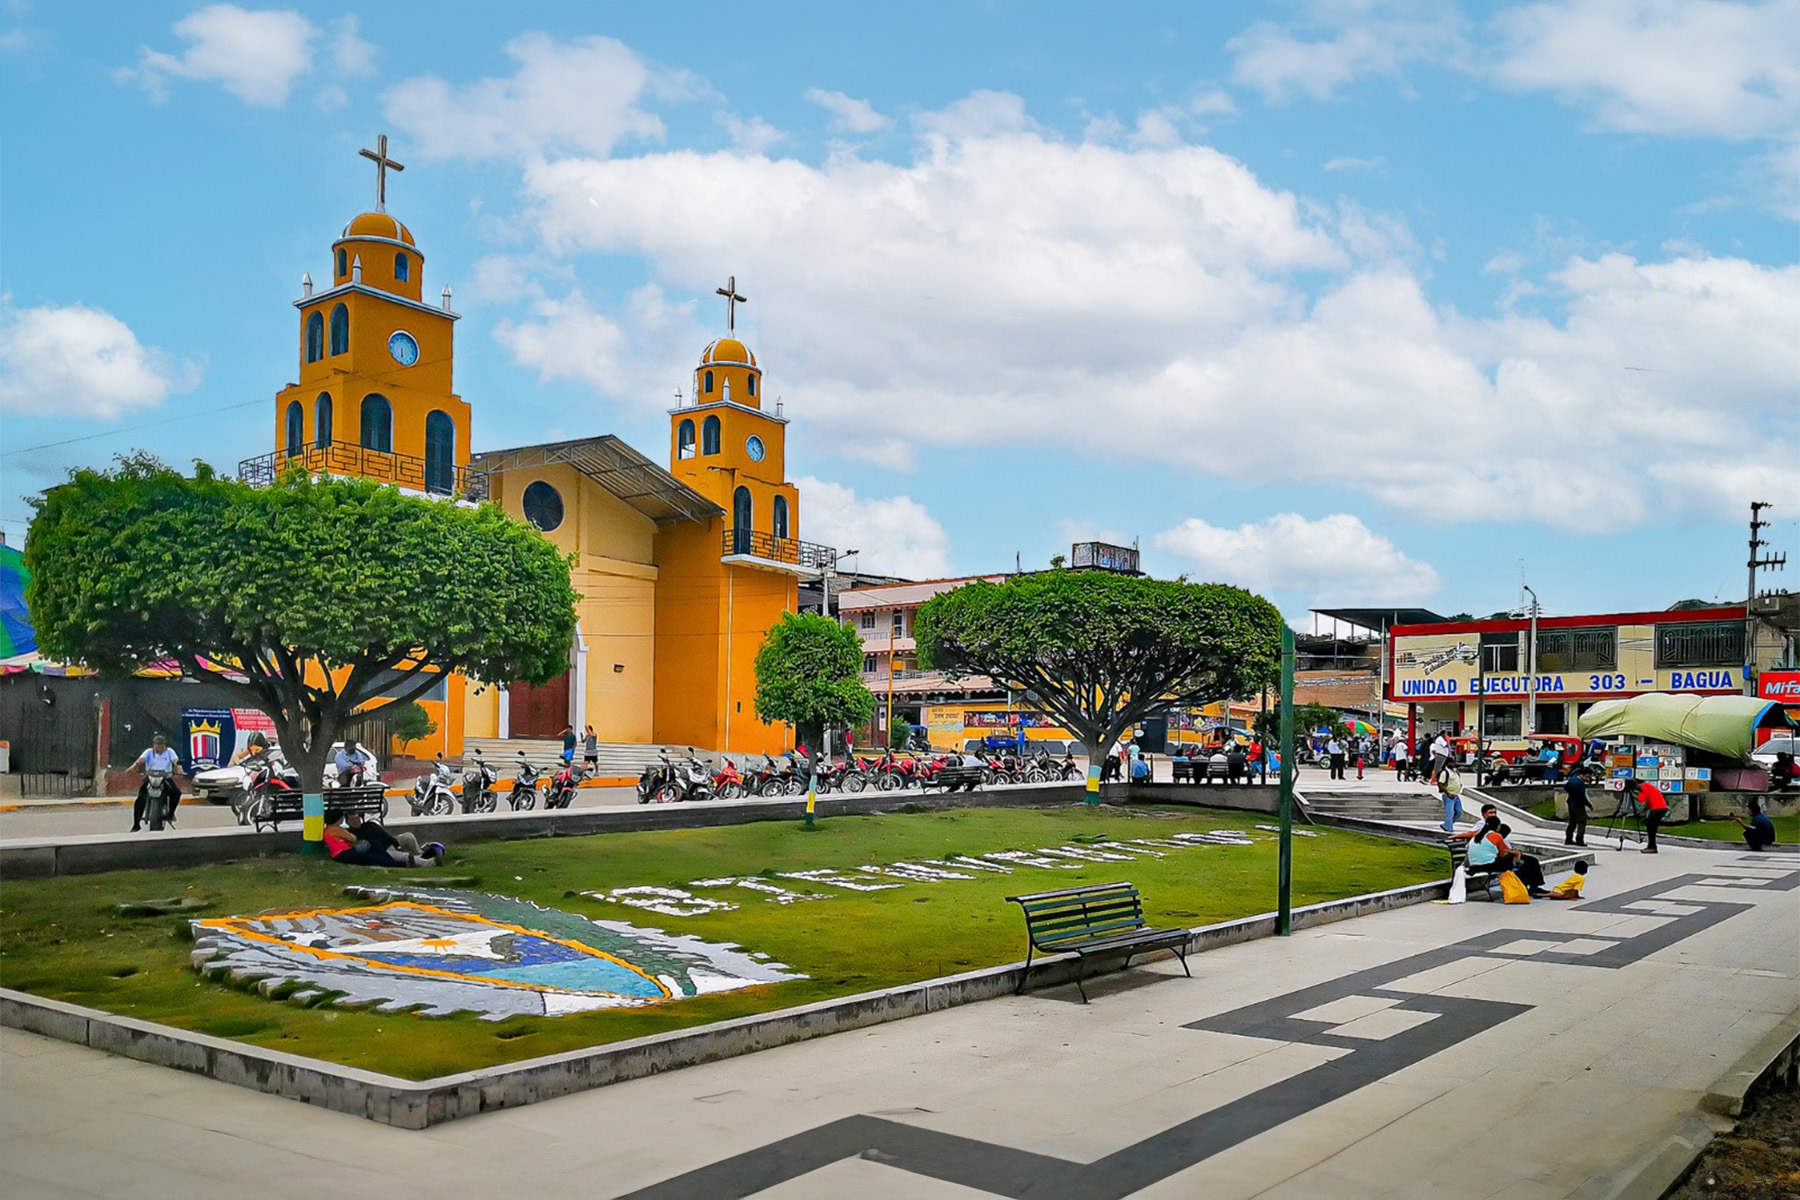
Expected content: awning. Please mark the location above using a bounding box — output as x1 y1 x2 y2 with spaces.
1575 692 1796 760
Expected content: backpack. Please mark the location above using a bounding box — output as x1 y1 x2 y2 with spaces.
1443 771 1463 797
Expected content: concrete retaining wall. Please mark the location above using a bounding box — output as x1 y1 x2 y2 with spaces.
0 876 1452 1128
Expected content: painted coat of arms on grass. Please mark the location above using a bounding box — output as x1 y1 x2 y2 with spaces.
190 887 802 1020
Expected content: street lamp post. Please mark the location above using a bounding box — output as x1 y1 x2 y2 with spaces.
1523 584 1540 734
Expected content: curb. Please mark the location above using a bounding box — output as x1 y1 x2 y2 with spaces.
0 876 1452 1128
1597 1004 1800 1200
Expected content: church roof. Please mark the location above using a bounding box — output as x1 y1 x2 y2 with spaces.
473 435 720 525
340 212 417 246
700 337 755 367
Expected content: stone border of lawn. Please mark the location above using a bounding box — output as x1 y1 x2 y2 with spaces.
1604 1006 1800 1200
0 872 1451 1129
0 782 1286 877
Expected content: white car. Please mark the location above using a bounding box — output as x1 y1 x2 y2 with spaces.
192 743 381 804
1750 732 1797 769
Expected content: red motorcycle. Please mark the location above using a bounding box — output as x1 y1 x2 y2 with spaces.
235 759 299 826
545 759 586 809
712 757 748 800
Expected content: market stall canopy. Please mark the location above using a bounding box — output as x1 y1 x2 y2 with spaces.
1576 693 1796 761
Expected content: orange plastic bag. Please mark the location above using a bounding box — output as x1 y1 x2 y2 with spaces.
1499 870 1531 904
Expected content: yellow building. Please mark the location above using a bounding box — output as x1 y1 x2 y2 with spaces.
248 144 826 758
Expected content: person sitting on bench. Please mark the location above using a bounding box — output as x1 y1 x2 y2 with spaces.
1734 801 1777 852
323 809 444 867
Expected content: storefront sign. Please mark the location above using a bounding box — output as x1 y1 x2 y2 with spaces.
1393 629 1744 701
1759 671 1800 702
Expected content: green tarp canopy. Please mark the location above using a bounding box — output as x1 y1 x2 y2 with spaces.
1576 693 1795 761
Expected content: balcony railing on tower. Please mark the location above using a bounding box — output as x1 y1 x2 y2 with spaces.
239 443 488 502
721 527 838 572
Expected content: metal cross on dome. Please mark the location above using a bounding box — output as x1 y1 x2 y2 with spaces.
715 276 747 331
359 134 405 213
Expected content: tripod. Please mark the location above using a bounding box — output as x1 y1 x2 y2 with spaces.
1600 794 1644 850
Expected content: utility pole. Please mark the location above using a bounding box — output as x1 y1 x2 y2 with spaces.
1276 625 1295 936
1522 584 1540 732
1747 502 1785 695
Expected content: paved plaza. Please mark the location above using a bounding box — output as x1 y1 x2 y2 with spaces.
4 843 1795 1199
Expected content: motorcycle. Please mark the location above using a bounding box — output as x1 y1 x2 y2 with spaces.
460 751 498 814
235 758 300 826
636 757 674 805
508 752 542 811
750 753 803 797
142 768 175 831
546 759 585 809
819 759 869 794
711 756 748 800
409 755 457 817
668 749 718 804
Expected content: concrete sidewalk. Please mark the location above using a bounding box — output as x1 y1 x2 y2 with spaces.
4 844 1796 1199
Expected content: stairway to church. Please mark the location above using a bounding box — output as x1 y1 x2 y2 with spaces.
1298 789 1450 826
462 738 711 778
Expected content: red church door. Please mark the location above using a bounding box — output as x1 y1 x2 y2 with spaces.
508 672 571 739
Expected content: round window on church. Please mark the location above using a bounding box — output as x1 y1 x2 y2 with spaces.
522 481 564 533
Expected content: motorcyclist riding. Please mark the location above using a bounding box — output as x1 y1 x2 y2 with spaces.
130 733 181 832
333 739 374 788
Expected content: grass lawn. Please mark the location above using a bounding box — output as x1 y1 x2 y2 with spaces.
1668 814 1799 844
0 804 1444 1079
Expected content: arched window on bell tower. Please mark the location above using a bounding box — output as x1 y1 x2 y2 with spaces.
746 374 756 398
284 401 304 457
702 415 721 455
424 411 455 494
703 370 714 395
305 311 324 363
677 419 696 460
315 394 333 448
329 304 349 355
772 495 789 540
733 487 753 554
395 252 410 282
360 394 393 453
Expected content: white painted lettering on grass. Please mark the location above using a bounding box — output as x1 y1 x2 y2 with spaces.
778 868 904 892
602 886 739 917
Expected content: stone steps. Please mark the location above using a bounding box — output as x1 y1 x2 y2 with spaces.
462 738 700 776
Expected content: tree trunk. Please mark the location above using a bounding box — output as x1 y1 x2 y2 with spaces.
275 701 339 857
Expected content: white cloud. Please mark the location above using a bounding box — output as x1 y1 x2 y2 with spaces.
0 302 199 418
1323 155 1385 171
718 112 784 154
1492 0 1800 138
492 285 696 401
804 87 890 134
792 477 950 579
489 82 1797 531
1155 513 1441 604
383 33 681 160
328 14 374 76
912 89 1037 138
117 4 318 107
1228 5 1469 101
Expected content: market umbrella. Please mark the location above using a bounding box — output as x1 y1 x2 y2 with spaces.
1345 719 1377 736
0 541 36 658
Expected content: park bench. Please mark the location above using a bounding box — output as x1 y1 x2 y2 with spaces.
239 784 387 832
1007 882 1191 1002
921 765 985 793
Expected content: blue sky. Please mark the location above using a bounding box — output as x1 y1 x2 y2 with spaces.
3 1 1797 622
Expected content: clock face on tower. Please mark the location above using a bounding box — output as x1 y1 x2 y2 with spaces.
387 330 420 366
745 435 766 462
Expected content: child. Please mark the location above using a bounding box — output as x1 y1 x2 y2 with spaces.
1541 859 1593 900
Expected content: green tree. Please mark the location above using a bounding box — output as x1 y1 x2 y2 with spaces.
26 456 578 845
752 612 876 758
1254 702 1344 746
388 701 438 755
915 572 1283 802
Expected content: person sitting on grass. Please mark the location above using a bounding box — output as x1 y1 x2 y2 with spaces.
322 808 444 868
1734 801 1777 852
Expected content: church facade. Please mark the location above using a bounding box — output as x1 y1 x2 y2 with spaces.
245 142 829 759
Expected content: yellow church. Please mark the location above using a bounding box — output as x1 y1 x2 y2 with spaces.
244 138 828 759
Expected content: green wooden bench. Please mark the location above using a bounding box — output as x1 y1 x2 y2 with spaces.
237 783 387 832
1006 882 1191 1002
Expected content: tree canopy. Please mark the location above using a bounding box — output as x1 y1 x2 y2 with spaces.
26 455 578 795
753 611 875 757
914 572 1284 795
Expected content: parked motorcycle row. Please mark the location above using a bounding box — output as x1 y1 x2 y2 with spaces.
413 751 584 816
633 746 1083 805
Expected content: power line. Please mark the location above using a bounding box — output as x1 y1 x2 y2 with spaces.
2 398 267 459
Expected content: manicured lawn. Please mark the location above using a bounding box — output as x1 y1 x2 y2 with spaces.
1669 814 1799 845
0 804 1444 1079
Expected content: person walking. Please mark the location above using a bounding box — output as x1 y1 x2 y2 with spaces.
1326 735 1346 781
1630 776 1668 853
1392 734 1412 783
1563 769 1590 847
582 724 599 771
559 725 577 765
1437 766 1465 834
1428 732 1452 783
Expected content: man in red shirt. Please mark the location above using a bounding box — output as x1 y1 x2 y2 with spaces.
1630 777 1668 853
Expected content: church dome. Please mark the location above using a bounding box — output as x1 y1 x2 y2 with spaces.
701 337 756 367
340 212 416 246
